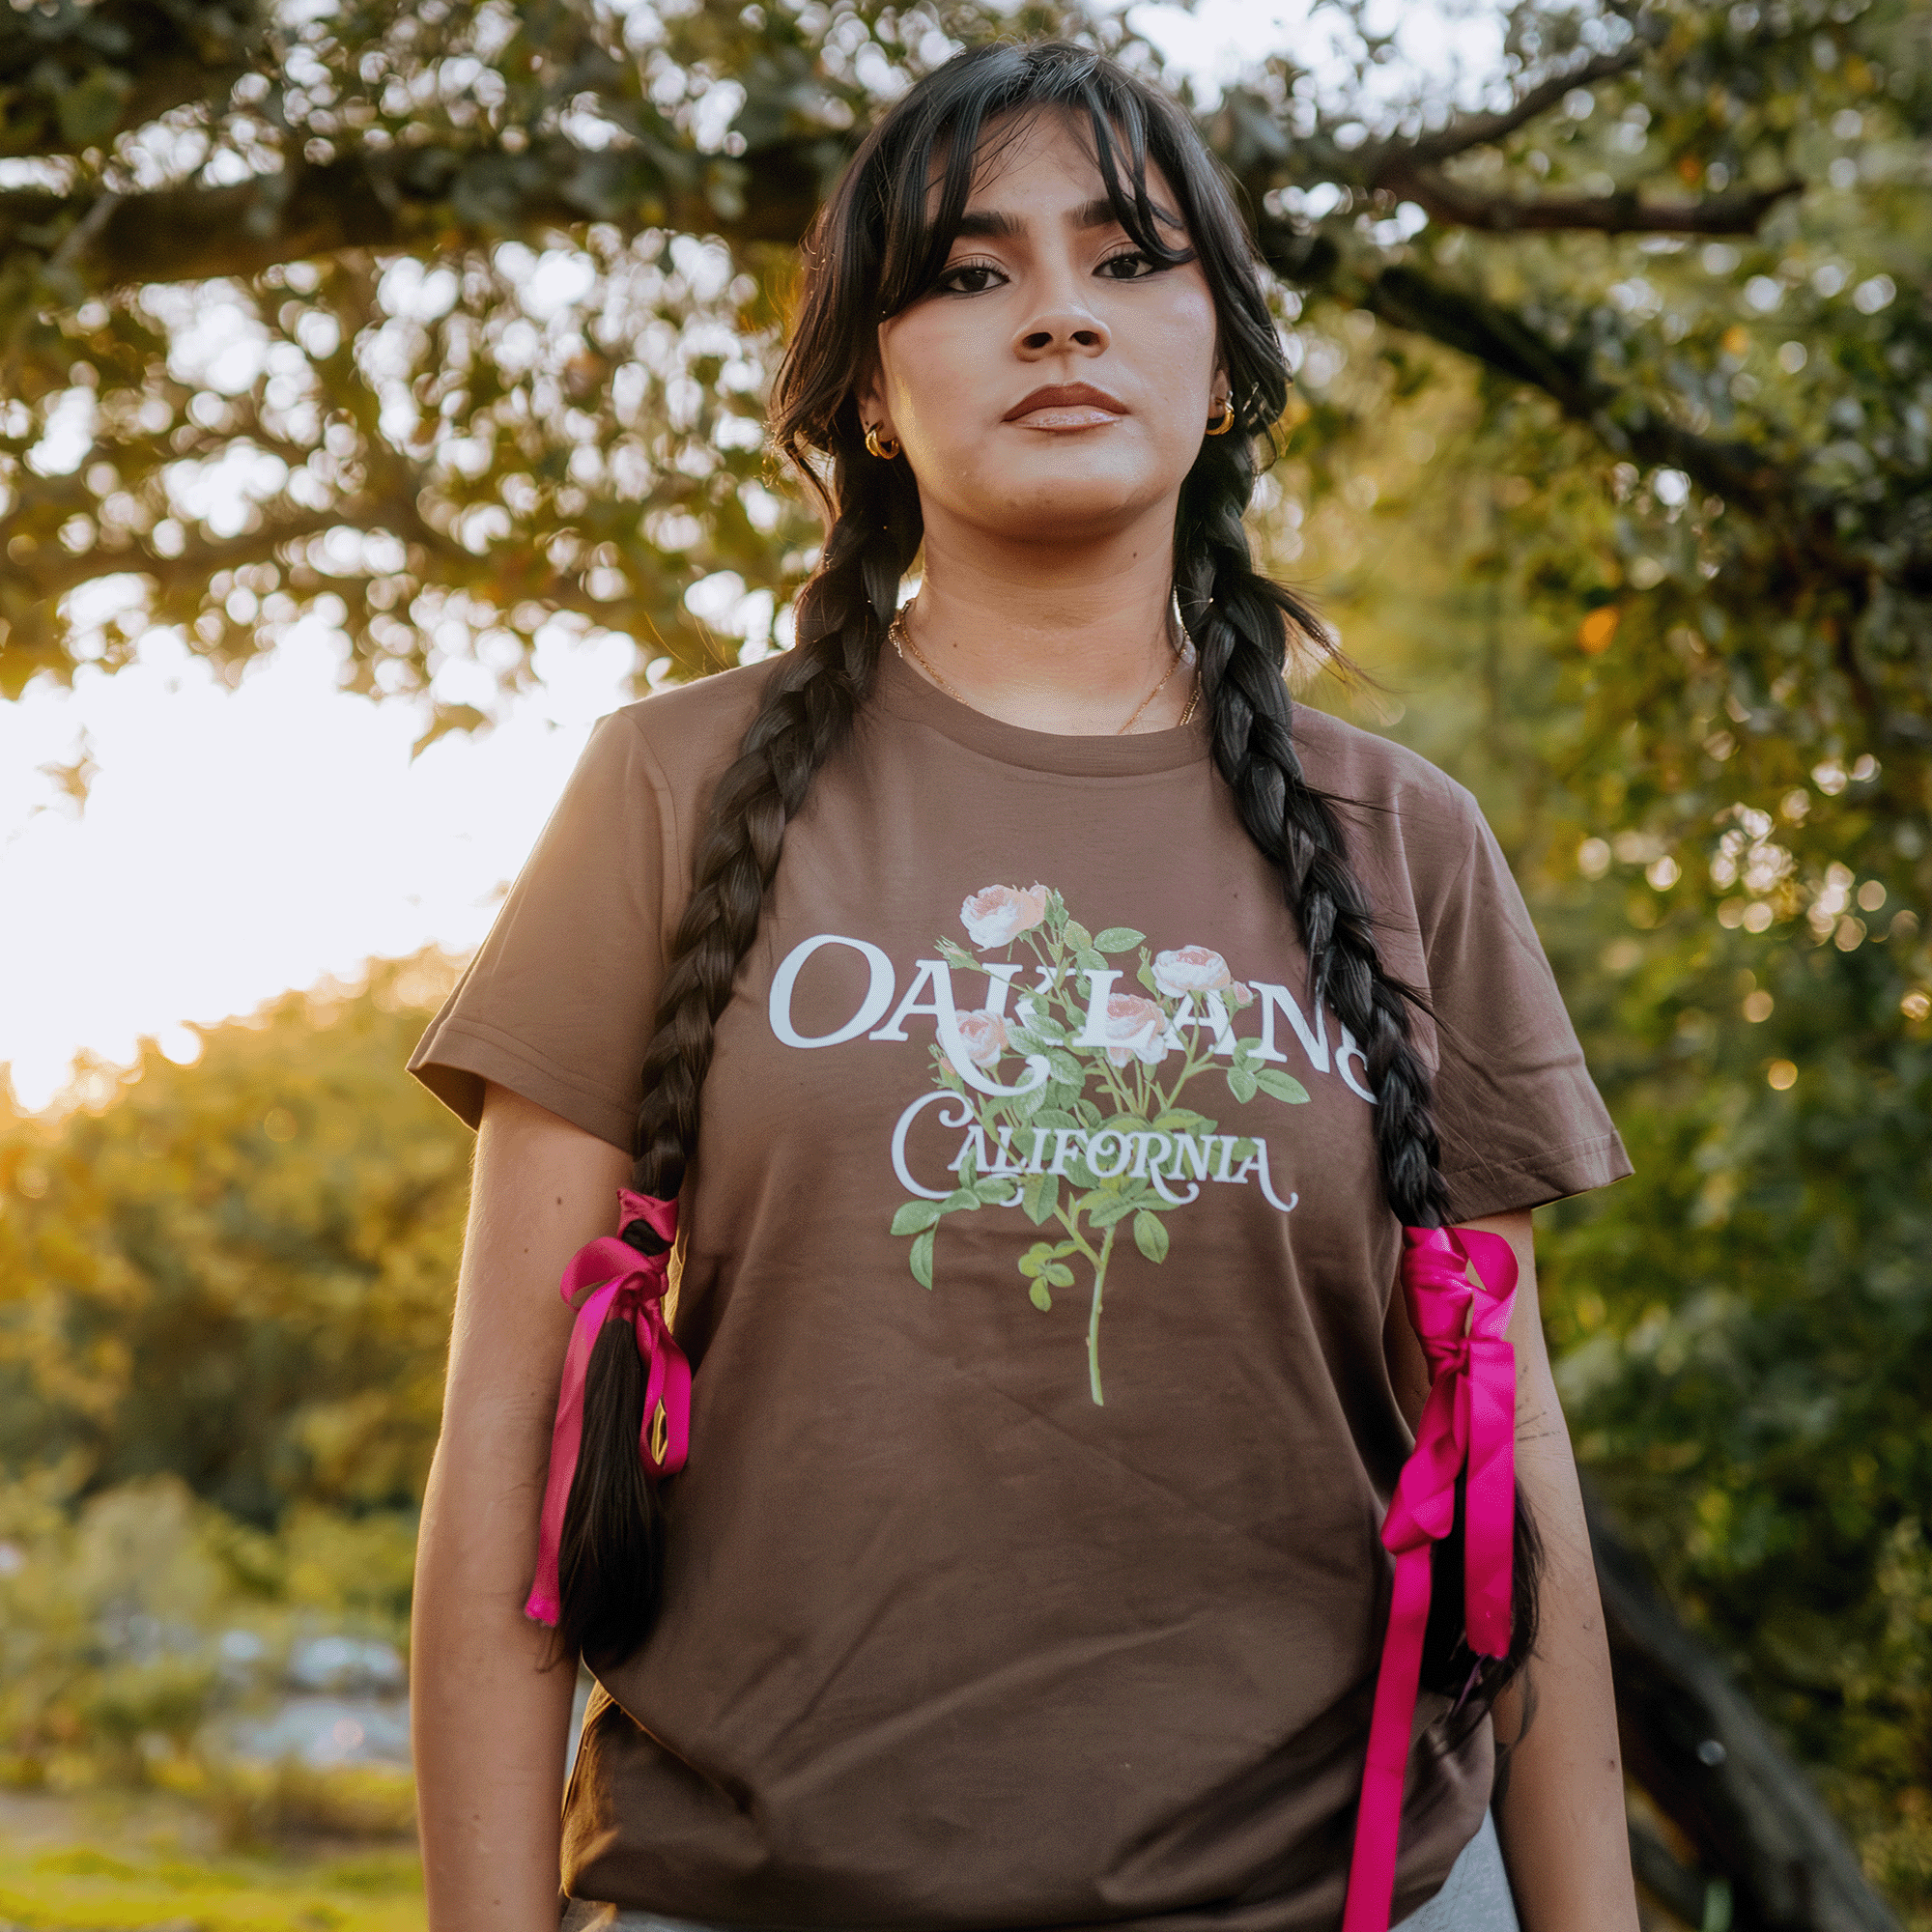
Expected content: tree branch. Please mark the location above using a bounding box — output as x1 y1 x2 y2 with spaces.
1378 164 1804 236
1387 45 1647 166
1264 229 1791 514
2 505 348 605
1583 1484 1902 1932
0 130 836 297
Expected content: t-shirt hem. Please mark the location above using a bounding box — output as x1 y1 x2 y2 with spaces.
407 1016 636 1152
1440 1129 1633 1221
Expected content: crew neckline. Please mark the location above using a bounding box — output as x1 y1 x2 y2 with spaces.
870 633 1208 778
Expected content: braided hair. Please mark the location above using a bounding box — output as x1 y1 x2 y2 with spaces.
554 40 1541 1700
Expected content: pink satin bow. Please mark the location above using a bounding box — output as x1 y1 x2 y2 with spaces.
1342 1224 1520 1932
525 1188 691 1629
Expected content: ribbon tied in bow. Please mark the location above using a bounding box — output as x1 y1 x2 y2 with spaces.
1342 1224 1520 1932
525 1188 690 1629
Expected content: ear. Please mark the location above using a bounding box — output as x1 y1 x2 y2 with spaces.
857 362 895 440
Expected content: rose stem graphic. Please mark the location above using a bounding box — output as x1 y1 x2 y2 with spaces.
1084 1220 1119 1406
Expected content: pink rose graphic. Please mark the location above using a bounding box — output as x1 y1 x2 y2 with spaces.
960 882 1049 950
1097 992 1170 1067
953 1009 1009 1067
1153 944 1234 998
1227 980 1255 1009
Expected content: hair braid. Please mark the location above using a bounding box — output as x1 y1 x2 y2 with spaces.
630 490 906 1200
1178 437 1449 1230
1179 430 1540 1706
553 453 918 1667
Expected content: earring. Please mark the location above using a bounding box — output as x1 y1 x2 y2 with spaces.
1206 399 1236 436
865 422 900 460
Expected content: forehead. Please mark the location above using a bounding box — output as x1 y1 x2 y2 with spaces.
933 105 1183 226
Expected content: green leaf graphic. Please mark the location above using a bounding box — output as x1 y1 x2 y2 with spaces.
1010 1082 1048 1124
892 1200 942 1236
1029 1281 1053 1311
1022 1171 1060 1226
1255 1067 1312 1105
909 1228 936 1288
1133 1210 1170 1264
1227 1065 1259 1104
1064 920 1094 951
1093 926 1146 952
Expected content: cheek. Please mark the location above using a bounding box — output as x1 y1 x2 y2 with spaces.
1137 285 1220 410
881 313 987 444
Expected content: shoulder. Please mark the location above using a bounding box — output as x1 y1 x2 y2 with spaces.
1289 703 1484 859
598 657 786 794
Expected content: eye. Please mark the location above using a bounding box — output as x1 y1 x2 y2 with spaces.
935 258 1007 296
1097 248 1160 280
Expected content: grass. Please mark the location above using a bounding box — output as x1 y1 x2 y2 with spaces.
0 1786 424 1932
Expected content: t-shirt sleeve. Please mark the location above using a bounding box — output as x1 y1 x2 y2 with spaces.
1423 811 1632 1220
407 710 672 1151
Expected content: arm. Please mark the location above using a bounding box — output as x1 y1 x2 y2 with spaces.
412 1080 632 1932
1383 1209 1639 1932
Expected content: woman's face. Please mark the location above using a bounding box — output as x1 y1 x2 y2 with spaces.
862 110 1224 550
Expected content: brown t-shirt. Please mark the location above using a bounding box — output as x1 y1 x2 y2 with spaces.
410 647 1630 1932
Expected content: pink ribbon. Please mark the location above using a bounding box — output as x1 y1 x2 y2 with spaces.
1342 1224 1520 1932
525 1188 690 1629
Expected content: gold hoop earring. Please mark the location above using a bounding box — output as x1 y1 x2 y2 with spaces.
865 422 900 460
1206 399 1236 437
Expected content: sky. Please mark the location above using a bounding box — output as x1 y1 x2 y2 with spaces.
0 1 1506 1114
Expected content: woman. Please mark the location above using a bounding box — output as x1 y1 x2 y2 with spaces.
408 41 1640 1932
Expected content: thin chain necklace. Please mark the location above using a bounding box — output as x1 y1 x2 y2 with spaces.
888 599 1200 733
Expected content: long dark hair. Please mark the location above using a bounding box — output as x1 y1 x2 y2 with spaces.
554 39 1541 1705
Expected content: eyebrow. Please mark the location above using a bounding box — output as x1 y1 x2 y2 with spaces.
952 195 1183 241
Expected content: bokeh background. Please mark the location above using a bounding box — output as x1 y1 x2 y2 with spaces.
1 2 1928 1928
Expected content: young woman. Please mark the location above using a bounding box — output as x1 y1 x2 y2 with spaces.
408 41 1640 1932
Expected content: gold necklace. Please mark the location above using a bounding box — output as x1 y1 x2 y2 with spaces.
889 601 1200 734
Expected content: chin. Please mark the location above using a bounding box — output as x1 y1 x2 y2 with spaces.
974 467 1173 540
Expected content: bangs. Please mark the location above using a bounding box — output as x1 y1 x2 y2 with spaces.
870 53 1193 321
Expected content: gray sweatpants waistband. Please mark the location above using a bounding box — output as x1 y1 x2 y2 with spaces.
560 1808 1518 1932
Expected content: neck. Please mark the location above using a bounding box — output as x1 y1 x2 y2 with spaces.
897 504 1190 736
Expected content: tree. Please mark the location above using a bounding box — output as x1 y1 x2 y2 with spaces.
0 955 471 1521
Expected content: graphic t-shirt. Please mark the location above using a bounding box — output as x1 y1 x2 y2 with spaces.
409 646 1631 1931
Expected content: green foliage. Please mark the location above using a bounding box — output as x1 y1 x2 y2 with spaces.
0 1465 414 1795
1275 153 1930 1903
0 954 471 1523
0 976 440 1840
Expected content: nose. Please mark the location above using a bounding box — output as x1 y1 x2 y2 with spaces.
1012 274 1110 360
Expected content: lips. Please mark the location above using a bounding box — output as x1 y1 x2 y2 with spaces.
1004 382 1128 427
